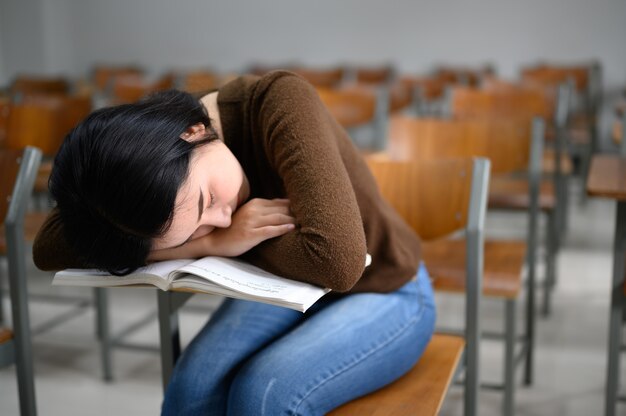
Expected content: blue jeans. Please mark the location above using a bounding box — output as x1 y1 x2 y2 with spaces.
161 263 436 416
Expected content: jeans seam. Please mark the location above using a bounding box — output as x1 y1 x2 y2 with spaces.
291 277 431 415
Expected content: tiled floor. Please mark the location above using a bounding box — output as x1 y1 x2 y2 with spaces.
0 179 623 415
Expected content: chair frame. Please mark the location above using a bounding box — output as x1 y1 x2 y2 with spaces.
2 146 42 416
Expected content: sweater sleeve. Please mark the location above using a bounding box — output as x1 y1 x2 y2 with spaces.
32 208 86 271
244 72 367 292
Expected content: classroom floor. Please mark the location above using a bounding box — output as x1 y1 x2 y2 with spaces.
0 179 623 416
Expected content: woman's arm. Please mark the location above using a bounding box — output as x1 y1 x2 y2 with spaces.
244 72 368 292
148 198 296 261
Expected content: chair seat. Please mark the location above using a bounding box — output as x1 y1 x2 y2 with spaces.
488 176 556 211
328 334 464 416
0 211 49 254
424 239 525 298
0 327 13 344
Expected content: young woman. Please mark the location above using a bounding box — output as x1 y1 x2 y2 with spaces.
33 70 436 415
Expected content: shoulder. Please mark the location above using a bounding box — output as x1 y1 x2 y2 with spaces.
254 70 316 100
218 70 315 106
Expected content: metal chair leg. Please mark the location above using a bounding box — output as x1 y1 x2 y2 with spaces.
157 290 182 393
523 245 536 386
95 288 113 382
605 202 626 416
542 211 559 317
7 235 37 416
503 299 516 416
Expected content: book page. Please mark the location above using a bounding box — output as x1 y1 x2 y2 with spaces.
53 259 192 290
173 257 330 302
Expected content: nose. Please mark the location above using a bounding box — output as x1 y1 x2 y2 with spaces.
210 204 232 228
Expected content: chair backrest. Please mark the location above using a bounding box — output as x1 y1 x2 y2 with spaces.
11 76 70 98
111 73 175 104
366 156 484 240
5 95 93 157
92 65 144 92
349 65 395 85
521 65 588 94
388 116 532 175
449 86 554 123
317 84 389 150
291 67 345 88
365 155 490 416
317 85 379 128
399 76 446 101
179 70 220 93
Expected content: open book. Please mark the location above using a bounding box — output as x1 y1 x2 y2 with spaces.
53 255 372 313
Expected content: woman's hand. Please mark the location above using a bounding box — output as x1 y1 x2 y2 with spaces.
148 198 296 261
204 198 296 257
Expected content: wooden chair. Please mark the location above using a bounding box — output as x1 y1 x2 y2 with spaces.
521 63 601 186
290 66 346 88
110 73 175 105
10 76 70 98
176 70 220 94
92 65 144 93
317 84 389 150
448 85 570 317
252 65 346 89
346 64 395 85
434 65 493 87
4 94 93 195
398 75 447 116
387 115 545 415
0 146 42 416
157 156 490 416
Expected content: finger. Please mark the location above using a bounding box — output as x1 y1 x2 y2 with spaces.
256 223 296 240
256 213 296 226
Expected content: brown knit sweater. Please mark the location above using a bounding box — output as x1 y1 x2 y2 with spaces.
32 71 421 293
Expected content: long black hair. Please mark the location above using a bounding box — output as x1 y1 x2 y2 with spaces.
49 90 218 275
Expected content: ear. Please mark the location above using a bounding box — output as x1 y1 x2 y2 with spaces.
179 123 207 142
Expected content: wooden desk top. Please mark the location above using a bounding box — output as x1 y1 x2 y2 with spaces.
587 155 626 200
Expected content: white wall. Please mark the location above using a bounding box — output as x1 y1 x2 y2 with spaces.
0 0 47 85
2 0 626 89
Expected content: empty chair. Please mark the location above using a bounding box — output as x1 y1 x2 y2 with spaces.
176 70 220 93
448 85 570 317
291 66 346 88
521 62 601 185
92 64 144 93
10 75 70 98
110 73 175 105
346 64 395 85
398 75 448 116
5 94 93 158
388 115 545 415
317 84 388 150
